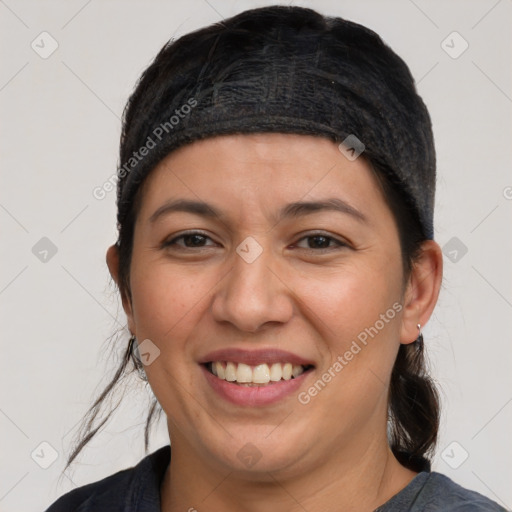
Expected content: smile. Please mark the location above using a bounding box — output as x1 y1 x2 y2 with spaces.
199 348 315 406
206 361 312 385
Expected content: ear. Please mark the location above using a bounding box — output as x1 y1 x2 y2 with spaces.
400 240 443 344
106 244 136 335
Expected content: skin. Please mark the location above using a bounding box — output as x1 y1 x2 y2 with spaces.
107 133 443 512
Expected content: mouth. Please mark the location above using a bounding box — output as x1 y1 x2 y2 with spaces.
204 361 314 386
199 349 315 406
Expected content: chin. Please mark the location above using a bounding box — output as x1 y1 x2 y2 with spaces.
199 425 312 478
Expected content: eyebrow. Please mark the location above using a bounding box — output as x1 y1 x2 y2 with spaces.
149 197 368 225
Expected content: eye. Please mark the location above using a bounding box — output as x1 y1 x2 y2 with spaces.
294 233 348 251
161 231 348 252
162 231 217 249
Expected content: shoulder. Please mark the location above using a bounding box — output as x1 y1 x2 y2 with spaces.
43 445 170 512
388 471 507 512
419 472 507 511
377 471 507 512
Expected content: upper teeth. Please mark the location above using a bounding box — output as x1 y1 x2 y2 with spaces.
210 361 306 384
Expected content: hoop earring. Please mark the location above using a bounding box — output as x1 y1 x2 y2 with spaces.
129 335 148 381
416 323 424 348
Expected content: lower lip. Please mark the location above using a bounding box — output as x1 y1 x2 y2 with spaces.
201 365 311 407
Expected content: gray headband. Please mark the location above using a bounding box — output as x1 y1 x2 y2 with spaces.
117 10 436 240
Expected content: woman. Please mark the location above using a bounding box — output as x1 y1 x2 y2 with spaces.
44 5 505 511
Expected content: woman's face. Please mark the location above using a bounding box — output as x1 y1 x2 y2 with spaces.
118 133 419 477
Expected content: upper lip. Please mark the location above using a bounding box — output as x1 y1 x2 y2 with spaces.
198 348 315 367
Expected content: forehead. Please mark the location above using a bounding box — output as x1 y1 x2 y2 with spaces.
136 133 388 225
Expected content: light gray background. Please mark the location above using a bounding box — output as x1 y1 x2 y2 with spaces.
1 0 511 510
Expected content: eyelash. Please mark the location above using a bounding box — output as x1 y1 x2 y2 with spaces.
161 230 349 253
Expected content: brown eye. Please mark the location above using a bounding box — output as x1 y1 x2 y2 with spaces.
162 231 216 249
295 233 348 251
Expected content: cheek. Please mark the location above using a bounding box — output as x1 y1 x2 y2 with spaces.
128 261 217 413
295 258 402 342
292 270 402 431
130 262 212 343
293 258 403 401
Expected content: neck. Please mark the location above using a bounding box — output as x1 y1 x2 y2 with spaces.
160 428 417 512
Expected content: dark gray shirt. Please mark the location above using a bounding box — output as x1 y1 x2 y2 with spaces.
44 445 507 511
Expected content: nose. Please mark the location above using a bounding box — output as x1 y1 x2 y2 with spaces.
210 241 294 333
